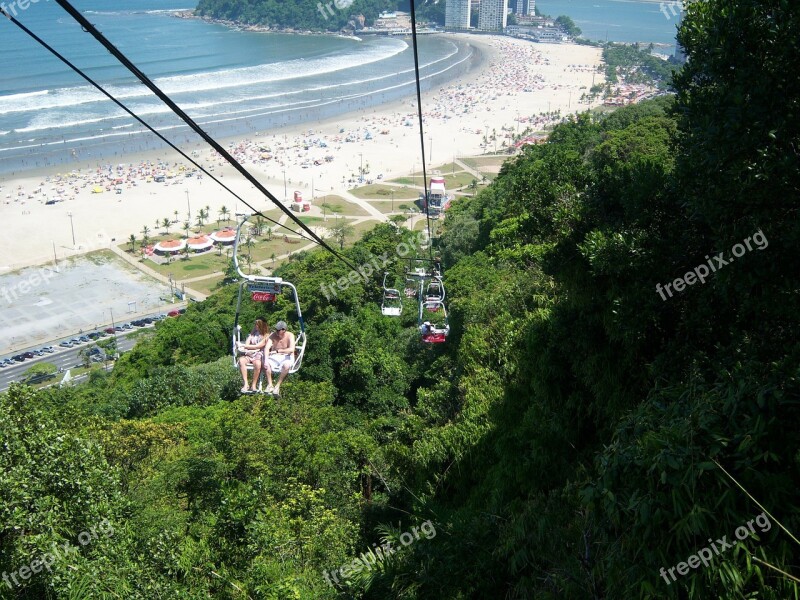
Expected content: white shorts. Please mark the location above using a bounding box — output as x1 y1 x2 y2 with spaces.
267 352 293 372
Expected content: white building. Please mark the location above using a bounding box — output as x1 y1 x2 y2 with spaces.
515 0 535 16
445 0 471 29
479 0 508 31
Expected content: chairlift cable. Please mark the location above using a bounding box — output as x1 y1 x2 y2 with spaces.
1 9 314 244
51 0 361 273
408 0 435 264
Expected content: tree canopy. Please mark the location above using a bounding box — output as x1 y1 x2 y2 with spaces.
2 0 799 597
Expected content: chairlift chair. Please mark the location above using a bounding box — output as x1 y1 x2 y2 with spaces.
231 214 307 389
419 299 449 344
381 272 403 317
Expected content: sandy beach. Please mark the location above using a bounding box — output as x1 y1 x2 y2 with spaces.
0 35 604 272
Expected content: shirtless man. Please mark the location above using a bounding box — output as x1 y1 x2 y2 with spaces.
265 320 295 397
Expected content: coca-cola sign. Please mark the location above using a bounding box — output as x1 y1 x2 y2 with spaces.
252 292 276 302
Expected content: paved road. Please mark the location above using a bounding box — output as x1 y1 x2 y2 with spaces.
0 325 148 392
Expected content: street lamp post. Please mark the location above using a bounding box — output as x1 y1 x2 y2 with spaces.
429 137 433 163
283 170 287 202
391 190 394 213
359 153 363 182
185 190 190 221
67 212 76 247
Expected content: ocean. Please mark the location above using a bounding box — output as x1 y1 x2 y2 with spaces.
0 0 475 173
536 0 680 48
0 0 678 174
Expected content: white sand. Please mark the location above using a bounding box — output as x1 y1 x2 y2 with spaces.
0 35 604 272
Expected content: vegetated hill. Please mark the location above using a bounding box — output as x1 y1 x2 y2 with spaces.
194 0 445 30
195 0 395 31
2 0 798 598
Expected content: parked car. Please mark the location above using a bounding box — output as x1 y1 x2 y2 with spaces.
105 327 116 334
22 352 35 359
12 355 25 362
33 349 45 356
178 308 186 314
114 325 124 332
70 338 81 345
42 346 55 353
167 310 180 317
59 341 73 348
87 332 100 340
87 347 101 356
78 336 90 343
142 317 153 325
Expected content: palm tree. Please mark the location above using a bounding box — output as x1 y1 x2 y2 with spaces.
162 218 170 233
196 214 204 228
253 216 265 237
245 235 255 261
141 226 150 249
331 219 354 250
270 252 276 265
127 234 136 253
469 179 478 197
218 205 229 225
183 221 190 239
173 210 179 223
265 226 273 241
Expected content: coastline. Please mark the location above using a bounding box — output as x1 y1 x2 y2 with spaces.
0 35 605 273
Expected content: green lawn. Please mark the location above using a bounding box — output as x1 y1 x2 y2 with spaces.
460 156 508 170
364 199 421 215
316 195 370 216
188 274 227 296
350 184 420 200
445 172 479 189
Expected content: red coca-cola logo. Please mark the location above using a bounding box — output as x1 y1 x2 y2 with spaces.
252 292 276 302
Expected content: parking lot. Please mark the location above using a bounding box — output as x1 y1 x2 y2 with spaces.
0 252 175 355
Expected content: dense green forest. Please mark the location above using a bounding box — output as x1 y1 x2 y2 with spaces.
193 0 445 31
195 0 394 31
2 0 799 598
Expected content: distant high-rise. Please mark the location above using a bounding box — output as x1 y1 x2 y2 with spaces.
515 0 535 16
445 0 471 29
479 0 508 31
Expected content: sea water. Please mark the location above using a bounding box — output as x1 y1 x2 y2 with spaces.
0 0 474 173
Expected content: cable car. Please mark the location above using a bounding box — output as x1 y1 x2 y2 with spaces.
419 300 449 343
381 273 403 317
424 275 445 311
231 214 307 390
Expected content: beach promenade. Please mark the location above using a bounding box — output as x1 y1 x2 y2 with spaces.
0 36 604 277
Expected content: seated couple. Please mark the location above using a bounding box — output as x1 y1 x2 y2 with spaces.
237 318 295 396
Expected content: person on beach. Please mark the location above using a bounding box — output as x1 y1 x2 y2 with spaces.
265 320 295 397
237 318 270 393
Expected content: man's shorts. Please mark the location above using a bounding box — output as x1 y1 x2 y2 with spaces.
267 352 294 372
